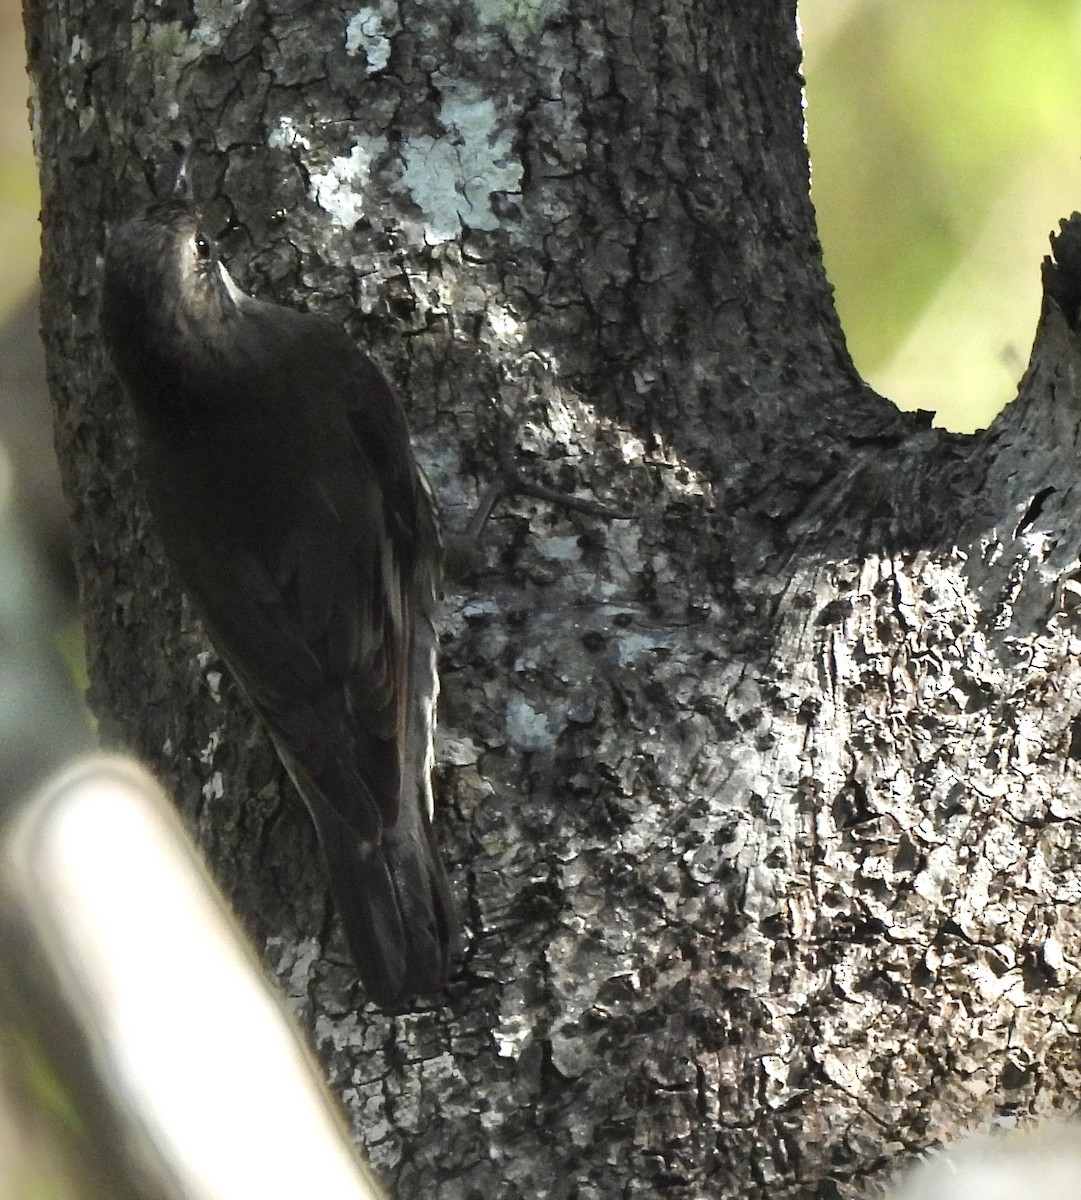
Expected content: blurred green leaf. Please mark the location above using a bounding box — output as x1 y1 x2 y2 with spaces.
802 0 1081 430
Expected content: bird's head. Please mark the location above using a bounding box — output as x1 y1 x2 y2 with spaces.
101 147 247 384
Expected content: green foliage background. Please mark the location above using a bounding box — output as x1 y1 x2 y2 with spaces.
0 0 36 320
802 0 1081 431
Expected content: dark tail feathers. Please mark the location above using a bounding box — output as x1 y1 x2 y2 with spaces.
318 813 456 1009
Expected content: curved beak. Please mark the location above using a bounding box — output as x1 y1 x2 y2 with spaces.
172 143 196 202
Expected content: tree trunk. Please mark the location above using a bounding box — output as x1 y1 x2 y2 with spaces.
24 0 1081 1195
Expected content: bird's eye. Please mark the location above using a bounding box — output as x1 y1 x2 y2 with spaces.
193 233 211 259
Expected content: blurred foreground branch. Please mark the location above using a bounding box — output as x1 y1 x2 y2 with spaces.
0 757 387 1200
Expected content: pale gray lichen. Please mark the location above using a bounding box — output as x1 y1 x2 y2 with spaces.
344 6 391 69
267 116 311 152
26 76 40 162
267 936 321 1013
471 0 566 36
192 0 250 46
435 729 484 766
309 141 382 228
505 696 556 751
538 536 581 563
615 631 679 667
398 82 522 242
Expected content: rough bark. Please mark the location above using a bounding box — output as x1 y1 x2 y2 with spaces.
23 0 1081 1196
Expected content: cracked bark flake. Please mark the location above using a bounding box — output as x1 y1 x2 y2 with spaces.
25 0 1081 1196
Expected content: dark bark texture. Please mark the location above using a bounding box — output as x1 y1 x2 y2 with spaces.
23 0 1081 1195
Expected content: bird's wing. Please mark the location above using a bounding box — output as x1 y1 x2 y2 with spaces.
186 314 428 845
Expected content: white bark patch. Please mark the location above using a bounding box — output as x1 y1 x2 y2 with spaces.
344 7 391 69
313 1011 363 1053
309 142 378 228
399 84 522 243
494 1003 531 1059
198 729 220 766
267 117 311 152
483 301 523 344
266 936 320 1014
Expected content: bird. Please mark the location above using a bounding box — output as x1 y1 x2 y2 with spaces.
99 149 456 1008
